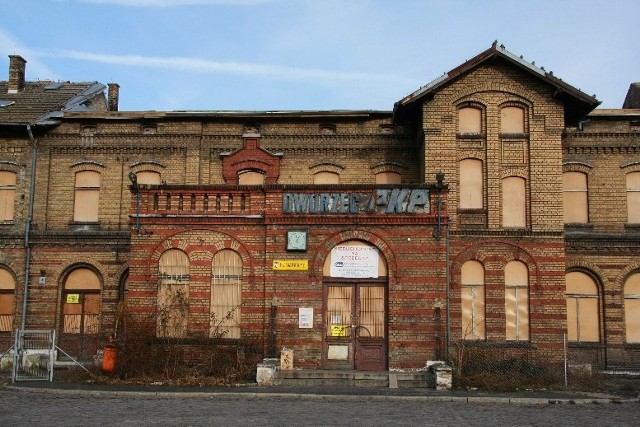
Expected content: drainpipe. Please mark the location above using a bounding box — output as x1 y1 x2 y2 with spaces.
21 124 37 331
445 216 450 360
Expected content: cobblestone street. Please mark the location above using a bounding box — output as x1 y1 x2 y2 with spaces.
1 387 638 427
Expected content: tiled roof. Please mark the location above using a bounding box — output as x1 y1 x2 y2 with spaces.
0 80 106 125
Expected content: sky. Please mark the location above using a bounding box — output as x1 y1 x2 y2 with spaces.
0 0 638 112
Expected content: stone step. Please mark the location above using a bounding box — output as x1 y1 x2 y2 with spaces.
274 370 429 388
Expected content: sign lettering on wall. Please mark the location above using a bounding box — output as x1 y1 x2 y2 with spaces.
282 188 429 214
272 260 309 271
330 245 379 278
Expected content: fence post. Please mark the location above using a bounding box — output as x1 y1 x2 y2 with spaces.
563 333 568 387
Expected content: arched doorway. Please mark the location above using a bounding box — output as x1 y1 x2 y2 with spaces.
322 240 387 371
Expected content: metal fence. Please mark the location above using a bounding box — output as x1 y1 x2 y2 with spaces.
11 329 55 382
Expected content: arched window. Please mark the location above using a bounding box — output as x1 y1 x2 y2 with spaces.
566 271 600 342
459 159 483 209
73 170 100 222
135 170 161 185
505 261 529 341
461 260 485 340
0 171 17 222
314 171 340 184
211 249 242 339
62 268 101 334
158 249 189 338
238 170 265 185
626 172 640 224
375 171 401 184
624 273 640 343
563 172 589 223
500 106 525 133
458 106 482 134
502 177 526 228
0 268 15 332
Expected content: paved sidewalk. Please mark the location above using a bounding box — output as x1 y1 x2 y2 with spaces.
3 381 638 405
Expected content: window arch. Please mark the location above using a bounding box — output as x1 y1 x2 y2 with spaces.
314 171 340 184
500 106 526 133
505 261 529 341
73 170 100 222
0 268 15 332
502 176 526 228
566 271 600 342
624 273 640 343
62 267 101 334
563 172 589 223
158 249 189 338
0 171 17 222
459 159 483 209
238 170 265 185
458 106 482 134
461 260 485 340
626 172 640 223
211 249 242 339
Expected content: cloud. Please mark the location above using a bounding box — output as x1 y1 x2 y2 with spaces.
55 0 276 6
0 28 55 79
34 49 412 85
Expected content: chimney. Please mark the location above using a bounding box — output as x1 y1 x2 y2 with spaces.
8 55 27 94
108 83 119 111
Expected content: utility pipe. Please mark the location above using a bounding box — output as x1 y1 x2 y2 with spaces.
20 124 37 331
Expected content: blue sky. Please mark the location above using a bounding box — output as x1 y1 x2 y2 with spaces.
1 0 638 111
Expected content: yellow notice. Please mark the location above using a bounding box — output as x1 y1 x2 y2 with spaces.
272 260 309 271
66 294 80 304
331 325 348 336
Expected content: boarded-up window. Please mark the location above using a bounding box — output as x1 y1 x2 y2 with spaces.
501 106 525 133
0 171 16 222
626 172 640 224
158 249 189 338
375 172 401 184
135 170 161 185
566 271 600 342
502 177 526 227
505 261 529 341
211 249 242 339
73 171 100 222
459 159 483 209
458 107 482 134
238 170 265 185
62 268 100 334
624 273 640 343
0 268 15 332
461 260 485 340
563 172 588 223
314 171 340 184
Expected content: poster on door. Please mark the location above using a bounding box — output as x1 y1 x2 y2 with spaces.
329 245 379 278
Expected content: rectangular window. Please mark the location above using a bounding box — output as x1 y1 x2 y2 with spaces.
73 171 100 222
0 171 17 222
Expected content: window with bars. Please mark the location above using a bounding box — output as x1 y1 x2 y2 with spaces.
359 287 384 338
505 261 529 341
461 260 485 340
211 249 242 339
158 249 189 338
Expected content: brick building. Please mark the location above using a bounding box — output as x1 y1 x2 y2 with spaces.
1 42 639 373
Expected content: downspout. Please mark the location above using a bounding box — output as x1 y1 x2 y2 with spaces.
21 124 37 331
445 215 450 360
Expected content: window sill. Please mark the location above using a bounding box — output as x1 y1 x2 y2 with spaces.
68 221 101 231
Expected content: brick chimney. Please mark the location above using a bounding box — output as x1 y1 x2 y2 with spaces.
107 83 119 111
8 55 27 94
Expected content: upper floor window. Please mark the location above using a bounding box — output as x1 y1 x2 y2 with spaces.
566 271 600 343
314 171 340 184
73 171 100 222
563 172 589 223
502 176 526 228
461 260 485 340
458 106 482 134
211 249 242 339
375 172 401 184
505 260 529 341
238 170 265 185
626 172 640 224
500 106 525 134
0 171 17 222
135 170 161 185
624 273 640 343
158 249 189 338
459 159 483 209
0 268 15 332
